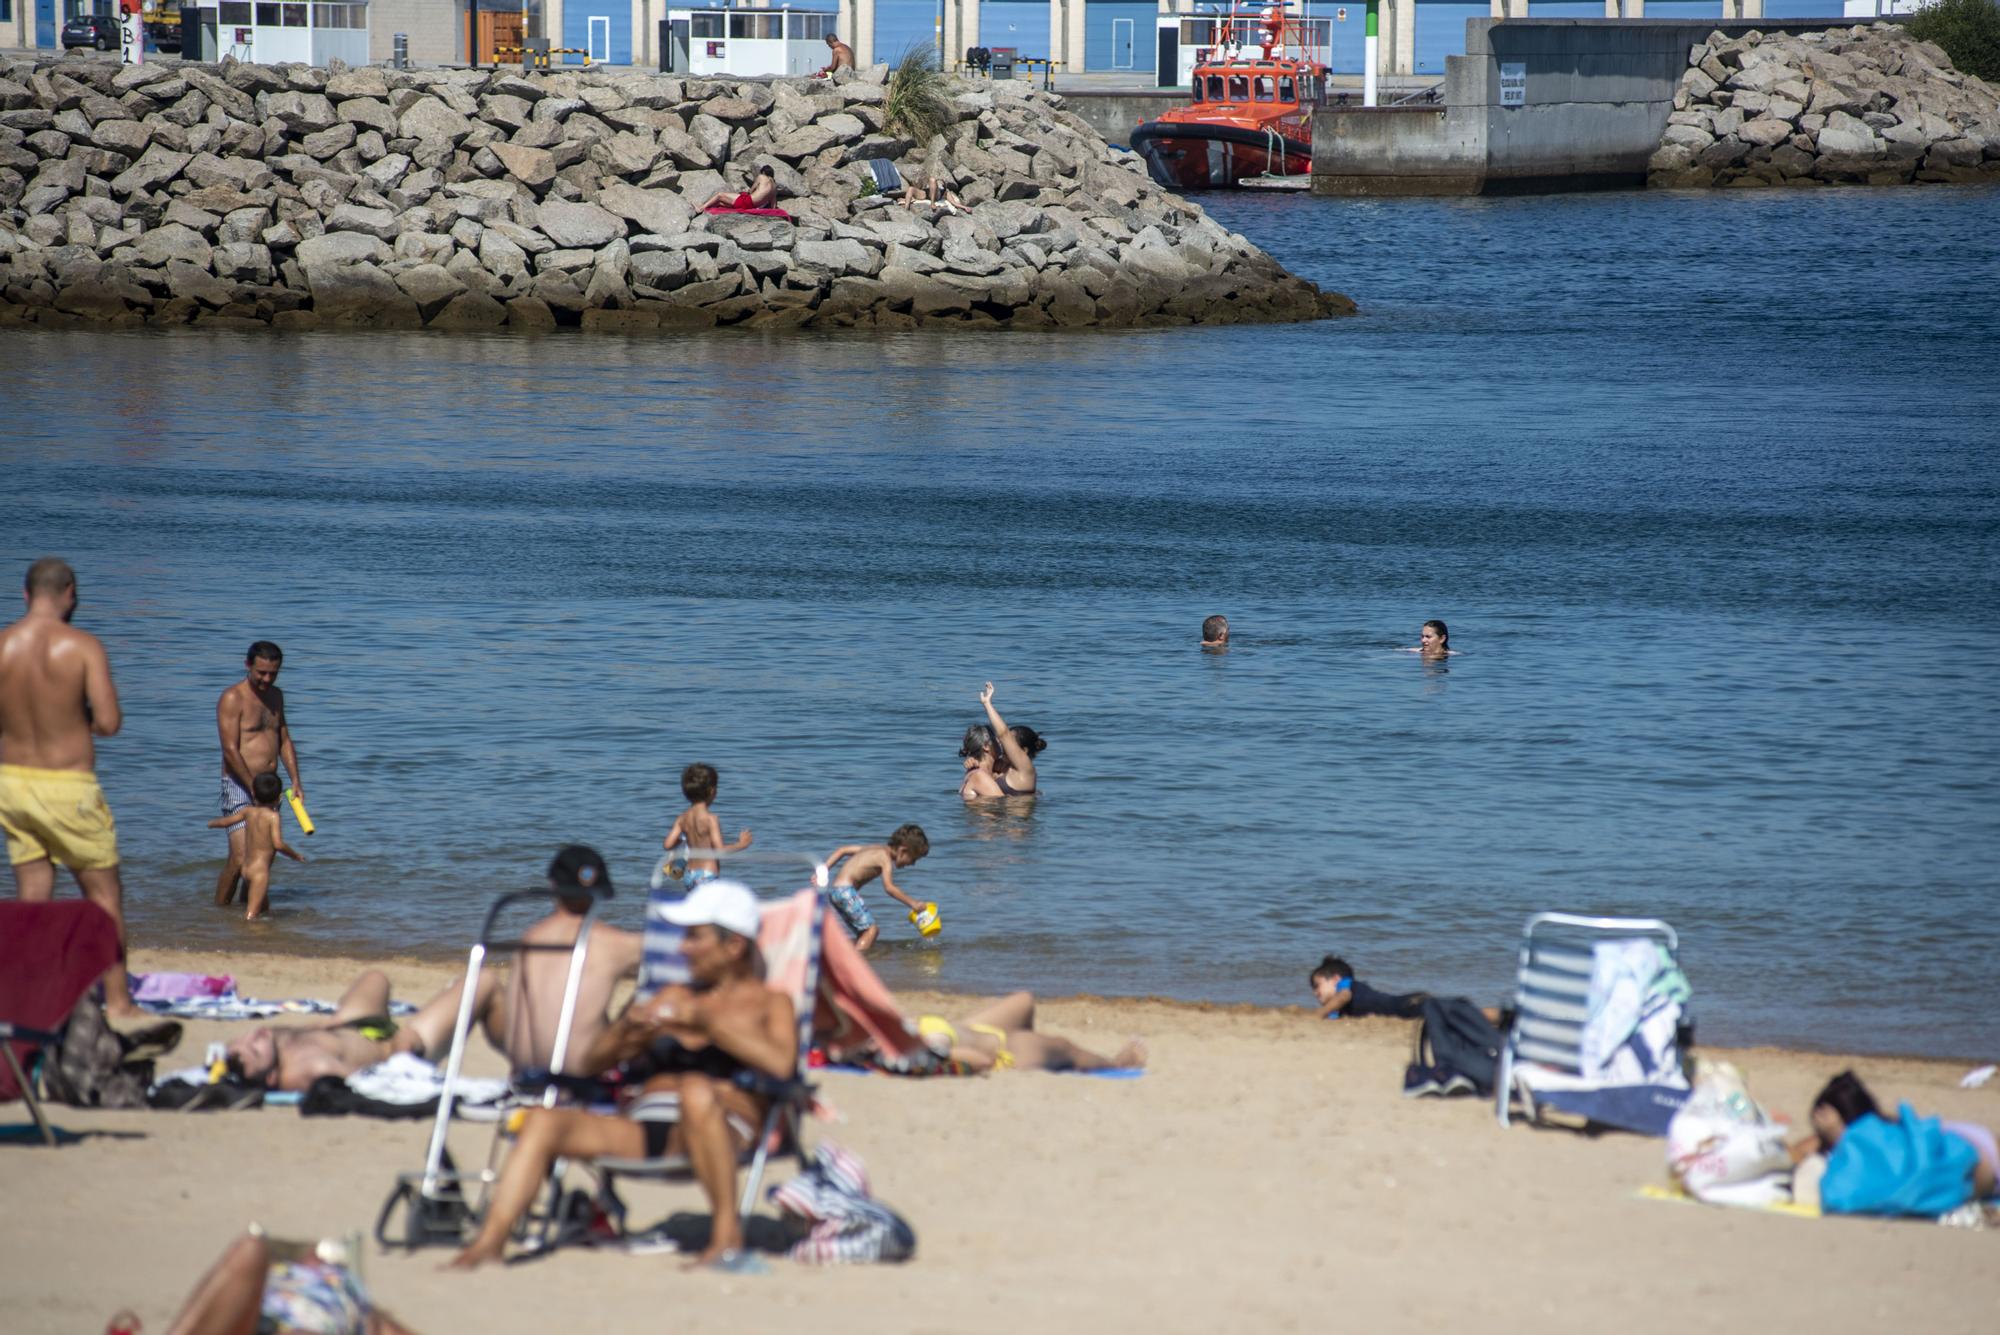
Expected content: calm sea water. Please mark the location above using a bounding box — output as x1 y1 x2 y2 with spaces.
4 185 1998 1059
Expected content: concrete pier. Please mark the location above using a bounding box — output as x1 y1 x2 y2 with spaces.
1312 17 1888 196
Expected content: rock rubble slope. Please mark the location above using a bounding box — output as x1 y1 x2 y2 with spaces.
1650 24 2000 188
0 56 1354 331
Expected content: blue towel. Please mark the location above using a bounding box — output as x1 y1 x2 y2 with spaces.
1822 1104 1977 1217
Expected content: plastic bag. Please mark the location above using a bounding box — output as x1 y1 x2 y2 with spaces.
1666 1060 1793 1207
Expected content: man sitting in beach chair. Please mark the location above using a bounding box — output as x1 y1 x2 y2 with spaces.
227 847 641 1092
449 880 795 1272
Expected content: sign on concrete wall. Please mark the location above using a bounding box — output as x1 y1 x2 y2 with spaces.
1499 61 1526 107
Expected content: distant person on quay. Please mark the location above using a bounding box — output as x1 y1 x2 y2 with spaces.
1202 614 1229 648
215 639 304 911
818 31 856 76
958 682 1043 801
660 762 752 891
701 164 779 213
0 557 141 1019
207 772 305 920
821 823 932 951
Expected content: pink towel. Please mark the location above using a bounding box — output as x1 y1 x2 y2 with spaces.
757 890 922 1064
129 972 234 1002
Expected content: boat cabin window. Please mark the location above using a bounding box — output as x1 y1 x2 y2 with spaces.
1227 74 1249 101
1279 75 1296 102
1254 75 1275 101
1204 73 1224 101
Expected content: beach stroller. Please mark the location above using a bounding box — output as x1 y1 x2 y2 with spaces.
0 901 122 1145
375 878 611 1250
1495 913 1694 1137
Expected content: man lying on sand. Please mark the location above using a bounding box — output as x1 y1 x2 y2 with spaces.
918 991 1145 1073
226 846 640 1091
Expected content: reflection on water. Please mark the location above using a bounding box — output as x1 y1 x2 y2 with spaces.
2 185 1997 1058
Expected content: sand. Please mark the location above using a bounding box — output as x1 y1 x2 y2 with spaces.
2 947 1993 1334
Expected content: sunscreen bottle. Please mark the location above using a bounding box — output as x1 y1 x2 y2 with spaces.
908 902 943 937
286 787 315 835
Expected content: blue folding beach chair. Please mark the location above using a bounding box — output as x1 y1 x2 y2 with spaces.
1495 913 1694 1137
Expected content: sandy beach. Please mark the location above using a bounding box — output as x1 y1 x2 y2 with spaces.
2 947 1992 1334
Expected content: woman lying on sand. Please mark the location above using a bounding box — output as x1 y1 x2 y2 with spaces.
1791 1069 1998 1198
916 992 1144 1073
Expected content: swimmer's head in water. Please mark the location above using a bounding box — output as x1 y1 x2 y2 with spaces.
1420 620 1449 654
1309 955 1352 1003
1009 725 1047 759
1810 1070 1880 1148
888 823 929 864
251 772 283 807
681 762 719 804
1202 614 1228 645
959 724 996 763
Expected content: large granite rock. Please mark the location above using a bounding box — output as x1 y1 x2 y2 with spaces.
1652 24 2000 188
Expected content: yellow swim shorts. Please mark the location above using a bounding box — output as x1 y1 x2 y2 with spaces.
0 765 120 870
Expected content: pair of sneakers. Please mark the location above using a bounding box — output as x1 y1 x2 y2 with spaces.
1402 1063 1477 1098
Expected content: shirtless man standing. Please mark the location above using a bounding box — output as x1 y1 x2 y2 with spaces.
0 558 140 1018
215 641 303 909
225 845 641 1091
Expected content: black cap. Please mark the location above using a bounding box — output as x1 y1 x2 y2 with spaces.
548 844 613 899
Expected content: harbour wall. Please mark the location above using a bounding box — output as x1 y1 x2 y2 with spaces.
1311 17 1885 195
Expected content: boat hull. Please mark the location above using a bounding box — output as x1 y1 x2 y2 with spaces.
1130 121 1312 191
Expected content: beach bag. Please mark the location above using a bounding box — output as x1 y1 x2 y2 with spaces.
1666 1062 1792 1207
1821 1104 1978 1217
40 993 177 1110
1406 997 1502 1097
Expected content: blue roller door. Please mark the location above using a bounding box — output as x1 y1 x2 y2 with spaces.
1086 0 1154 72
875 0 940 62
981 0 1049 60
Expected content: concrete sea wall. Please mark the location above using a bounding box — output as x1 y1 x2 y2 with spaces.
0 57 1352 332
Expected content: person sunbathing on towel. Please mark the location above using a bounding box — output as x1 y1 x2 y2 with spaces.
225 846 640 1092
449 880 795 1272
899 172 966 214
702 165 778 213
916 991 1145 1073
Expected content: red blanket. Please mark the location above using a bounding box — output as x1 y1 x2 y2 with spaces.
705 205 794 219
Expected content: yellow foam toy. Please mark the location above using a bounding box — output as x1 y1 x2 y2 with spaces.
286 787 314 836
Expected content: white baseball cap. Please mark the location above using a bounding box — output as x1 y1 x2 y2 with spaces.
662 879 762 939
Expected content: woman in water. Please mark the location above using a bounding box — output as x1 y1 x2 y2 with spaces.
958 682 1044 802
1416 619 1451 658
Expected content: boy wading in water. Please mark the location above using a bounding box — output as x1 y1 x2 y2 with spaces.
821 824 930 952
661 763 752 891
208 772 305 919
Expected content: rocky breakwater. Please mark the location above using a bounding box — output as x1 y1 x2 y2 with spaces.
1649 24 2000 188
0 56 1350 331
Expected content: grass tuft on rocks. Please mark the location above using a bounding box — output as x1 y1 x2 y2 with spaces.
1906 0 2000 83
884 47 956 145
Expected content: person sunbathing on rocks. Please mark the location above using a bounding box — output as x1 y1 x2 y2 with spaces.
817 32 856 77
225 846 640 1092
899 172 966 214
702 165 778 213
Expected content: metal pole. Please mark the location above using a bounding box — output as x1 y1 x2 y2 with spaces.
1362 0 1376 106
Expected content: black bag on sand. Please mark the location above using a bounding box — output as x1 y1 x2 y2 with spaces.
1403 997 1503 1099
41 994 181 1110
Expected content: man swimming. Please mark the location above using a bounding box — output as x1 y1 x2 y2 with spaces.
0 557 141 1018
215 641 304 909
226 846 641 1090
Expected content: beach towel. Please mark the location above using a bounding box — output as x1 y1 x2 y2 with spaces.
130 972 234 1003
704 205 793 218
1821 1105 1978 1217
0 901 121 1103
769 1142 916 1264
1580 940 1689 1086
300 1054 508 1120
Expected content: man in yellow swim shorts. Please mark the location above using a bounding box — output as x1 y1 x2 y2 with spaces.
0 557 140 1018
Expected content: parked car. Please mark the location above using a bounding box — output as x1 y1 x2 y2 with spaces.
61 14 122 50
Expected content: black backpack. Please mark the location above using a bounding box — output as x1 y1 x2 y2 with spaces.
1404 997 1503 1098
40 994 181 1110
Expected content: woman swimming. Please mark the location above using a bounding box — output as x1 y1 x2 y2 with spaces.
1417 620 1451 657
959 682 1044 801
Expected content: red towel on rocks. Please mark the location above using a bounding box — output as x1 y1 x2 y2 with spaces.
0 901 119 1102
704 205 794 219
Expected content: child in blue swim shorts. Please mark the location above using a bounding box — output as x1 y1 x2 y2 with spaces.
820 824 930 953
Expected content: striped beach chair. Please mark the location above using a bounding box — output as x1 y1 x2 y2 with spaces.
1495 913 1694 1136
